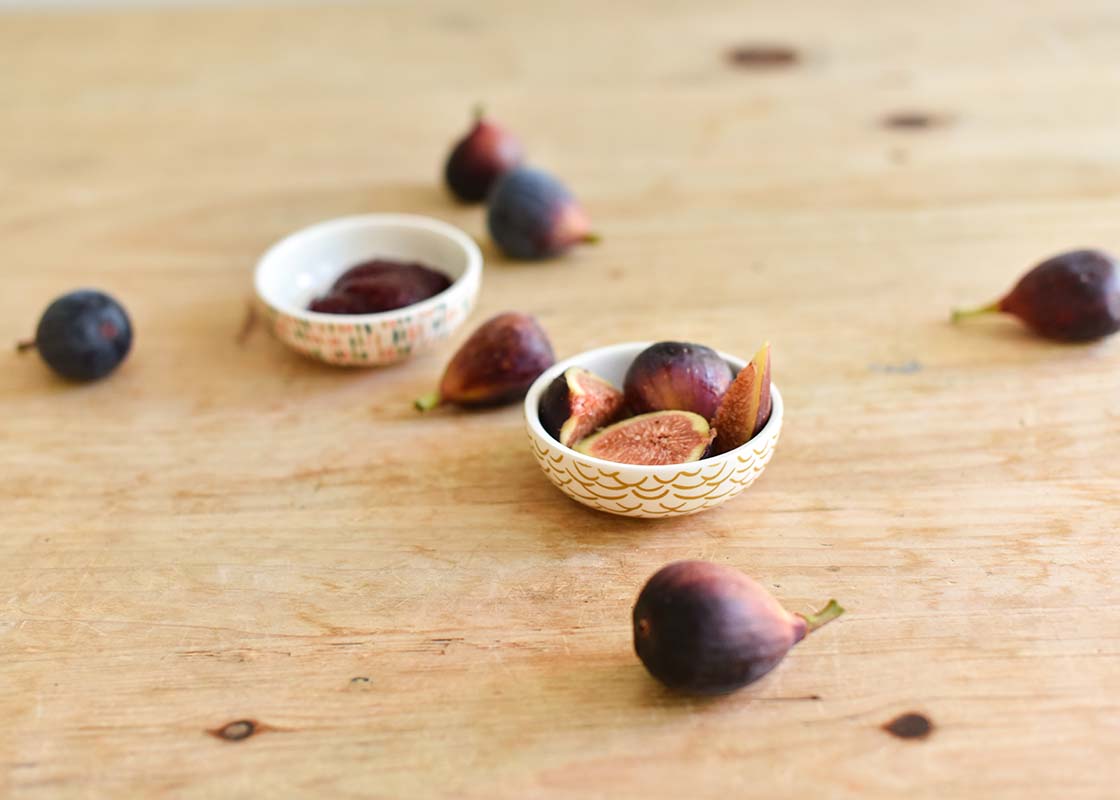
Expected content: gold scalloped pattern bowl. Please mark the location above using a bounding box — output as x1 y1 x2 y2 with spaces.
524 342 783 518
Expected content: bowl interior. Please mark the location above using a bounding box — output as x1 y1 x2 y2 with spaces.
256 215 479 317
544 342 746 391
525 341 780 468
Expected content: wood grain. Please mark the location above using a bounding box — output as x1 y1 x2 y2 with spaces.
1 1 1118 797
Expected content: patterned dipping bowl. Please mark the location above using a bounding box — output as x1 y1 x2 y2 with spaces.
524 342 783 518
254 214 482 366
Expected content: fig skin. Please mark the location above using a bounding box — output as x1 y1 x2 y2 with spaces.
575 410 714 466
310 260 452 315
444 108 525 203
624 341 734 420
487 167 598 260
711 342 772 455
633 561 844 695
539 367 625 448
952 248 1120 341
415 312 555 411
334 261 452 298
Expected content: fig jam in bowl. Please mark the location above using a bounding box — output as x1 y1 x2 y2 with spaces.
254 214 482 366
524 342 783 518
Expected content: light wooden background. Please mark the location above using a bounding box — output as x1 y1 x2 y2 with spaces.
2 1 1118 797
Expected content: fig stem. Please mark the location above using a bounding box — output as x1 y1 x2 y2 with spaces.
414 391 442 412
15 338 36 353
235 301 258 346
583 232 603 245
950 301 1000 323
799 599 844 633
472 102 485 123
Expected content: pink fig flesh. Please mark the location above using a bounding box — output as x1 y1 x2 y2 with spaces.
711 342 772 455
539 367 625 448
486 167 598 260
575 410 713 466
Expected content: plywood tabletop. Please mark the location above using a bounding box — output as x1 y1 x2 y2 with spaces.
2 1 1118 797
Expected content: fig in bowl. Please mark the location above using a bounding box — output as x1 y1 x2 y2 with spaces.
523 342 783 518
254 214 482 366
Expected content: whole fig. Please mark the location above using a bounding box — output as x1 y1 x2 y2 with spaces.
487 167 598 260
444 107 524 203
415 312 555 411
633 560 843 695
623 341 733 420
575 411 713 466
952 248 1120 342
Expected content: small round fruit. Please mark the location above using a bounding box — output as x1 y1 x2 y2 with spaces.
633 561 843 695
952 249 1120 342
21 290 133 382
444 108 525 203
623 341 733 420
487 167 597 260
539 367 625 448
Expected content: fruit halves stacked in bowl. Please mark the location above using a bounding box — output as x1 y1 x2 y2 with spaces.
540 340 772 466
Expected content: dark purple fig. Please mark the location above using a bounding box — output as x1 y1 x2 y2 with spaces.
338 274 437 312
309 259 452 315
444 107 525 203
415 312 555 411
633 561 844 695
575 410 713 465
17 289 133 382
334 261 451 297
308 292 364 315
487 167 599 260
952 249 1120 342
539 367 625 448
330 259 400 286
623 341 734 420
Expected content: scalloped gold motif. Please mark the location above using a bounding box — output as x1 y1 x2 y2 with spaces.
528 428 780 518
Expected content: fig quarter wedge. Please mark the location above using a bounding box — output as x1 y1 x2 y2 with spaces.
539 367 625 448
711 342 771 455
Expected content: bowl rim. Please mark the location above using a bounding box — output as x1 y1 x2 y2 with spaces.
524 341 783 472
253 213 483 324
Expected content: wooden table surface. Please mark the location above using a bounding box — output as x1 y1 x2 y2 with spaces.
2 1 1118 797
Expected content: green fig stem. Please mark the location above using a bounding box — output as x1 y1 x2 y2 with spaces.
582 232 602 245
799 599 844 634
472 102 485 123
950 301 1001 323
15 338 36 353
414 391 442 412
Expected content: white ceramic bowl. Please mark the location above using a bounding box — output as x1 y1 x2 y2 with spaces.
254 214 482 366
524 342 783 518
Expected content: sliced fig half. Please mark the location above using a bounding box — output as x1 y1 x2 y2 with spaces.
575 410 714 466
539 367 625 448
711 342 771 455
